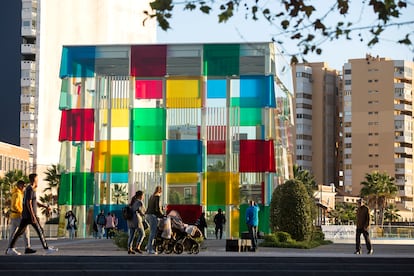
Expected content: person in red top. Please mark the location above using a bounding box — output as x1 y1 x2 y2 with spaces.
6 173 58 255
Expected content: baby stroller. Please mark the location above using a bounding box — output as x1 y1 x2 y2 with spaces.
155 210 202 254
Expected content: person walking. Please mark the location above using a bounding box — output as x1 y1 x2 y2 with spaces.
65 210 77 240
213 208 226 239
246 200 260 252
146 185 163 254
6 173 58 255
127 190 146 254
96 210 106 239
355 198 373 255
105 212 118 239
195 212 207 239
8 180 35 254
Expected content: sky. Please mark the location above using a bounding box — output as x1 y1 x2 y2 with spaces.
156 1 414 70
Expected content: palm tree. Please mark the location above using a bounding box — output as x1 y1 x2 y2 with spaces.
292 164 317 198
112 184 128 204
43 164 63 217
384 204 401 223
360 171 398 226
0 170 29 224
328 203 357 225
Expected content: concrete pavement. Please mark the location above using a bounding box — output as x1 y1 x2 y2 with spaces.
1 237 414 275
1 236 414 257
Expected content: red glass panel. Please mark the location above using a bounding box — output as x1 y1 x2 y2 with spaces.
207 141 226 154
239 140 275 172
59 109 94 141
131 45 167 77
166 204 202 224
135 79 163 99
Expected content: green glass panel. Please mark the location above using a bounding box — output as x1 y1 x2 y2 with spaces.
133 140 163 155
207 205 226 212
166 155 202 172
72 173 94 205
58 173 72 205
230 108 262 126
131 108 166 140
239 204 270 234
230 97 240 106
206 180 226 206
111 155 129 172
59 78 71 110
203 44 240 76
58 173 94 206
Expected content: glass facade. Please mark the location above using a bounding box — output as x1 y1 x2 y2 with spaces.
57 43 294 238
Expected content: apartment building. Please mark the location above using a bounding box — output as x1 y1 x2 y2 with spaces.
342 55 414 215
293 63 339 186
20 0 156 191
0 141 30 178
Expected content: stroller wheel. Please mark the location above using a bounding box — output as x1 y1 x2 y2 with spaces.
156 244 164 254
174 243 184 254
164 242 174 254
191 244 200 254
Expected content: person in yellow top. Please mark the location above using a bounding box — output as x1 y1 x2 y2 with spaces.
8 180 36 254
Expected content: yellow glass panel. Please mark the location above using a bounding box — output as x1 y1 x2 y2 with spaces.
100 109 108 126
94 140 129 172
227 173 240 205
230 208 240 238
167 173 199 184
201 173 207 206
94 141 109 172
109 140 129 155
166 78 202 108
111 109 129 127
112 98 128 108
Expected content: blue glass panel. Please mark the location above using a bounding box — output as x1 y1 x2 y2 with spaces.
166 155 202 172
59 46 96 78
102 173 129 183
207 79 227 98
239 75 276 108
166 140 202 155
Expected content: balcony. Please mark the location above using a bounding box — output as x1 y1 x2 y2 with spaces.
21 78 35 87
395 135 413 143
21 44 36 54
395 146 413 155
20 95 35 105
21 60 35 70
21 27 36 37
20 112 35 121
394 103 412 112
22 9 37 20
399 190 413 198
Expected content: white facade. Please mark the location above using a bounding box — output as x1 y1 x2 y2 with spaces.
20 0 156 190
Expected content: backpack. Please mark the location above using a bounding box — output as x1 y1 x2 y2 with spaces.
97 214 106 225
122 205 134 220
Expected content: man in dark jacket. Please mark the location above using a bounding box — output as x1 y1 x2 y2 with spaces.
213 208 226 239
355 198 373 255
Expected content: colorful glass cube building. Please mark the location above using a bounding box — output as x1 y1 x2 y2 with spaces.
57 43 294 238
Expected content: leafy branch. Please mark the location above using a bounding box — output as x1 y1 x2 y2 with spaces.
143 0 413 64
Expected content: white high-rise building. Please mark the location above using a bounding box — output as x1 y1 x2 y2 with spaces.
20 0 156 189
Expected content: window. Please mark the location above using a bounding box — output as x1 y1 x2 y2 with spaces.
345 80 351 85
344 69 351 74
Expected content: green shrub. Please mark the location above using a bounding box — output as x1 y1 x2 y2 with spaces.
260 231 331 249
270 179 312 241
275 231 292 242
310 228 325 242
